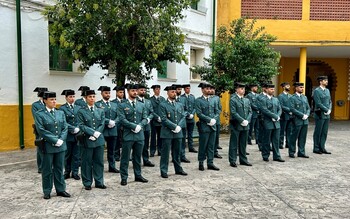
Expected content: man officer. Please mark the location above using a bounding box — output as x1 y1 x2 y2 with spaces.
278 82 292 149
75 86 90 107
150 85 165 157
228 83 253 167
210 85 223 158
159 86 188 178
246 84 259 146
289 82 310 158
313 76 332 154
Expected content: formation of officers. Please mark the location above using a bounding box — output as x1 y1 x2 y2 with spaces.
32 75 332 199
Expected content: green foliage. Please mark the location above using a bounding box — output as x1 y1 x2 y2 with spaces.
44 0 195 85
191 18 281 94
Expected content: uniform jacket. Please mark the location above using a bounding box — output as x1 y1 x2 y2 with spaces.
195 96 219 133
34 108 68 153
212 95 222 125
159 100 186 139
137 97 154 131
278 92 292 120
59 103 81 142
179 93 196 123
95 100 119 137
111 98 125 129
150 95 166 127
31 100 46 118
246 92 259 119
77 106 106 148
290 93 310 126
117 100 148 141
313 87 332 120
260 96 282 130
75 98 87 107
230 94 252 131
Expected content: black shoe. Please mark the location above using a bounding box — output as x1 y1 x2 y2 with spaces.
285 145 289 148
214 154 223 159
157 152 161 156
230 163 237 168
313 151 322 154
175 171 188 176
150 154 155 157
64 173 70 179
289 155 295 158
247 142 252 145
217 146 223 149
96 184 107 189
135 176 148 183
263 158 269 162
108 168 120 173
298 154 309 158
322 150 331 154
279 146 284 149
72 174 80 180
85 186 92 190
121 179 127 186
144 161 155 167
273 158 285 162
208 165 220 171
181 158 191 163
189 148 198 153
246 152 250 155
161 173 168 178
240 162 252 166
43 194 50 199
199 164 204 171
38 170 42 174
57 191 71 198
270 148 273 151
115 158 120 162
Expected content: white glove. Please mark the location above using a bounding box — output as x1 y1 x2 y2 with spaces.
240 120 249 127
147 118 151 124
289 112 293 115
73 127 80 134
207 119 216 126
324 110 331 115
302 114 308 120
157 117 162 122
272 118 276 122
188 114 194 119
277 116 280 121
89 136 96 141
93 131 101 138
133 125 142 133
108 120 116 127
172 125 182 133
55 139 63 147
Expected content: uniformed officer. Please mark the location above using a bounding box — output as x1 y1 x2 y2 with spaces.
260 83 285 162
195 83 220 171
289 82 310 158
313 75 332 154
118 84 149 186
278 82 292 149
210 85 223 159
179 84 197 163
159 86 188 178
150 85 165 157
34 91 70 199
246 84 260 146
75 86 90 107
172 84 183 102
137 84 155 167
77 90 107 190
228 83 253 167
256 82 269 151
95 86 120 173
32 87 48 174
111 85 126 161
59 89 81 180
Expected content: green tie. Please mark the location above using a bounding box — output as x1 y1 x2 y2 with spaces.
132 101 135 108
50 110 55 117
106 102 110 108
90 107 94 112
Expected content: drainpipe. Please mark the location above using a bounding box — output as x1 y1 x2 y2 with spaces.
16 0 25 149
212 0 216 50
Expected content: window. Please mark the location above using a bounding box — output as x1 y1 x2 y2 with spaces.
190 0 207 13
157 61 176 79
158 61 168 78
190 2 198 10
49 45 73 71
190 48 205 80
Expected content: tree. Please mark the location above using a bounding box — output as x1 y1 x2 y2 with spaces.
44 0 197 85
191 18 281 94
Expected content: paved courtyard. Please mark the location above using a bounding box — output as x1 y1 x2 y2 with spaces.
0 121 349 219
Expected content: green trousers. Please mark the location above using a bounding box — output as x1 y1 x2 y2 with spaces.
313 118 329 152
160 138 183 174
120 140 143 180
289 124 308 156
198 131 215 165
81 145 104 187
261 128 281 160
41 151 66 195
228 128 249 164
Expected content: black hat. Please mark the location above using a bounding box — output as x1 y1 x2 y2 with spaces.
137 84 147 89
113 86 125 91
33 87 48 92
200 83 212 88
164 86 177 91
85 90 96 96
266 83 275 88
317 76 328 81
234 82 246 88
126 84 138 90
198 83 204 88
78 86 90 91
182 84 191 88
61 89 75 96
43 91 56 99
261 81 272 88
249 84 258 87
151 85 161 89
293 82 304 87
171 84 182 89
97 86 111 92
280 82 290 87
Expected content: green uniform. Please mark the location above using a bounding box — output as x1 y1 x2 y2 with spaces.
260 96 282 160
111 98 125 160
313 87 332 153
195 96 219 166
228 94 252 164
118 100 148 180
289 93 310 156
256 93 267 150
75 97 87 107
59 103 81 177
32 100 46 172
159 99 186 174
137 97 154 163
95 100 119 170
150 95 166 156
34 108 68 196
212 95 222 155
77 106 106 187
179 93 196 157
278 92 292 149
246 92 259 145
